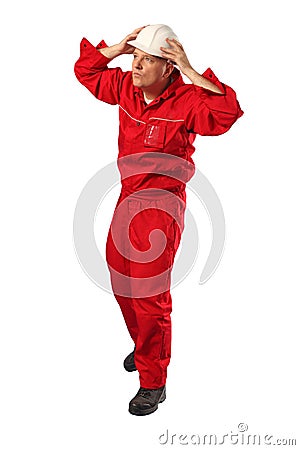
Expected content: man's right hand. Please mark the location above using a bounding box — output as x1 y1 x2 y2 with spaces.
117 26 146 54
99 26 146 59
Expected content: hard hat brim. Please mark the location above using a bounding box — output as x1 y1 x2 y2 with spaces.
127 39 164 58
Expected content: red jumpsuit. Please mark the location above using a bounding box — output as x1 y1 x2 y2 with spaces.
74 37 243 389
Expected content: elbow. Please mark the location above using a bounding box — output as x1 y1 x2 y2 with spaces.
201 113 243 136
74 60 80 80
74 61 87 84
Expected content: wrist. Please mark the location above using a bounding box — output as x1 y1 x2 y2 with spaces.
181 65 196 79
99 44 122 59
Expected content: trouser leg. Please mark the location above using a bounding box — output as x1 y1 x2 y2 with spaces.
132 291 172 389
106 191 185 388
106 225 139 344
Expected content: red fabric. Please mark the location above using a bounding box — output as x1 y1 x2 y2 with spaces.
74 37 243 388
105 190 186 388
74 37 243 195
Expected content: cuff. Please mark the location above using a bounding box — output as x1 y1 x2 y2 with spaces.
79 37 111 64
96 39 108 50
201 67 225 95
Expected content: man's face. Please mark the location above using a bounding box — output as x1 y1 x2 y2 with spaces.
131 48 172 90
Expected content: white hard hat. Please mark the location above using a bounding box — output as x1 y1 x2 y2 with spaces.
127 24 179 58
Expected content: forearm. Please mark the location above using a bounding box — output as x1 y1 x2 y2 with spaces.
183 66 223 94
98 44 122 60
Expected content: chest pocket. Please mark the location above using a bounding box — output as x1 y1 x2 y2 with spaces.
144 122 167 149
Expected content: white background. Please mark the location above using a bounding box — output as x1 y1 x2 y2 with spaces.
1 0 299 448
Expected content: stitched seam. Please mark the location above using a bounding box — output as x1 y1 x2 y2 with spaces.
119 105 146 124
160 330 165 360
149 117 184 122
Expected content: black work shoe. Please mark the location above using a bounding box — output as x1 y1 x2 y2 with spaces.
129 385 166 416
123 349 137 372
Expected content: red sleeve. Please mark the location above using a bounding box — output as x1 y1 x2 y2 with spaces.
184 68 244 136
74 38 126 105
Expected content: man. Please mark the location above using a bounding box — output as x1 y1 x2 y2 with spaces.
74 24 243 416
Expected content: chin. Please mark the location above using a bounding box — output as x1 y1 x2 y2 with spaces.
133 80 143 88
132 75 146 87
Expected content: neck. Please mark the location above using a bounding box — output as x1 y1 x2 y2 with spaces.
142 78 172 101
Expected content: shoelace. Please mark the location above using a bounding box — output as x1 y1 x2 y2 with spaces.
138 389 152 398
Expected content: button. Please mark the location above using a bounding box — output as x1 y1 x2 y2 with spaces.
209 73 212 78
84 43 87 47
136 122 141 126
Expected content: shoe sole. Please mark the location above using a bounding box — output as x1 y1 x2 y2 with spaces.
128 390 166 416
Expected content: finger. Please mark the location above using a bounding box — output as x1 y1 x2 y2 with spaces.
161 53 177 63
125 25 148 42
173 39 183 48
126 31 141 41
166 38 184 49
165 38 176 48
161 52 176 60
160 47 177 57
133 25 149 34
160 45 176 52
126 26 146 41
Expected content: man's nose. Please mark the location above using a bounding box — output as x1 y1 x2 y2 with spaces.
133 58 143 69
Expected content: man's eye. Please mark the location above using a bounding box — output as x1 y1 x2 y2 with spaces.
145 57 153 62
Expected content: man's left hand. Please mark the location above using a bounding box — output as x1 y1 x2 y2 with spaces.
160 38 192 74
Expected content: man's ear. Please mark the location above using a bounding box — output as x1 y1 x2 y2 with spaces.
164 62 175 78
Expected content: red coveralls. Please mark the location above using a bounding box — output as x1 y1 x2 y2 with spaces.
74 38 243 389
